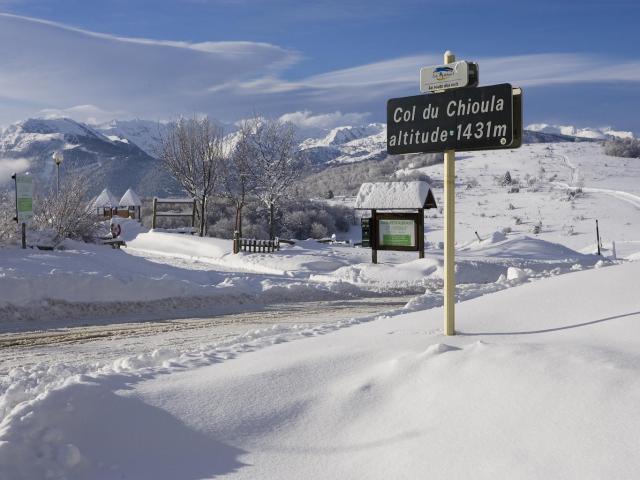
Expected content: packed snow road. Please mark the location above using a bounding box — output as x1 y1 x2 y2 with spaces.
0 296 414 372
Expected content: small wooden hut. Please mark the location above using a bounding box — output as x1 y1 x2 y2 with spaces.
118 188 142 219
91 188 119 218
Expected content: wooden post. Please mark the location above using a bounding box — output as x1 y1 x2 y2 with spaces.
596 219 601 256
443 50 456 336
418 208 425 259
21 222 26 249
151 197 158 229
233 231 240 254
371 209 378 264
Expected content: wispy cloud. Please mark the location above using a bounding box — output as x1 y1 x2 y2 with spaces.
0 13 639 128
0 13 299 122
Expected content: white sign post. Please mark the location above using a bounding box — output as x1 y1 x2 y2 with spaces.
442 51 456 336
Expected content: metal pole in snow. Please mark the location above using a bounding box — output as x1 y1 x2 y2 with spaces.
443 50 456 336
596 219 601 256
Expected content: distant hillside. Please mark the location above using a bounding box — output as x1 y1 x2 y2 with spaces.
0 118 178 197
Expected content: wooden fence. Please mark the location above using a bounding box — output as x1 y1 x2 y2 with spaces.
151 197 196 230
233 235 280 254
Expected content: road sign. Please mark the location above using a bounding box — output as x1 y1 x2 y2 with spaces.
387 83 517 155
420 61 478 93
14 174 33 223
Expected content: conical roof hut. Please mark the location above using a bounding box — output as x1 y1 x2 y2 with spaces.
119 188 141 207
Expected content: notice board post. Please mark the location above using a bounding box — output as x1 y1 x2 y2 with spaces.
371 209 378 264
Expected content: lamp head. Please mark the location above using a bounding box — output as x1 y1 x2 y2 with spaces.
53 151 64 165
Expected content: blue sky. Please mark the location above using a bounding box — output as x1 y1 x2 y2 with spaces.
1 0 639 133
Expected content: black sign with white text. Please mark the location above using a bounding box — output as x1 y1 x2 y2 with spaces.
387 83 515 154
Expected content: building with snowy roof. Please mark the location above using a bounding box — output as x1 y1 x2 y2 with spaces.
354 181 437 210
117 188 142 220
354 181 437 264
90 188 119 218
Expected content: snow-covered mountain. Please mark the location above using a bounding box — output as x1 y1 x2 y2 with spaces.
1 115 631 197
299 124 387 165
96 119 171 157
0 118 176 196
526 123 634 140
297 122 606 166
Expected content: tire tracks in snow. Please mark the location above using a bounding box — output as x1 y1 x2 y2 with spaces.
553 150 640 210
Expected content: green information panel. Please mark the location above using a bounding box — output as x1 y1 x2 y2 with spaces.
15 175 33 223
378 219 415 247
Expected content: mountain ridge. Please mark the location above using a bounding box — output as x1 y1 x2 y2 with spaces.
0 116 628 197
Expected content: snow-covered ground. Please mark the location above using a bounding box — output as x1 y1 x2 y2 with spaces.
1 140 640 478
1 248 638 479
0 221 603 330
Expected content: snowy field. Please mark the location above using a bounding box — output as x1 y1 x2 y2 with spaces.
1 250 638 479
1 141 640 478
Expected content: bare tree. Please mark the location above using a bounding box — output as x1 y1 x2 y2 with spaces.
32 173 100 243
243 117 301 239
158 117 223 236
221 122 258 238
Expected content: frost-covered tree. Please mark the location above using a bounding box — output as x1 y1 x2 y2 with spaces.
159 117 224 236
222 121 258 238
243 117 301 239
33 173 100 243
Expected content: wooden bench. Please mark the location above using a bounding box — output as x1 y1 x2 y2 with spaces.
103 238 127 249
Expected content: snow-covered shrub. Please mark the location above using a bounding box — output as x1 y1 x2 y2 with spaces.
604 137 640 158
310 222 328 239
561 224 576 236
466 177 479 189
32 174 100 243
241 222 269 240
0 189 18 245
532 222 542 234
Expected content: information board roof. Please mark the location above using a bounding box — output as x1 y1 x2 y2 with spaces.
354 181 437 210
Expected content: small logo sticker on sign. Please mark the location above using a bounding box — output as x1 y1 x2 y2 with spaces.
433 66 454 82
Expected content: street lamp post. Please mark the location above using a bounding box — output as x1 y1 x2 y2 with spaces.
52 151 63 194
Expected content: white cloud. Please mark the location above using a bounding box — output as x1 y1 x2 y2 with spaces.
0 158 30 183
278 110 371 136
37 105 129 125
